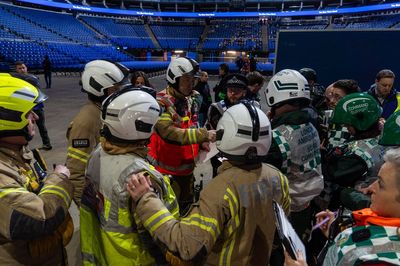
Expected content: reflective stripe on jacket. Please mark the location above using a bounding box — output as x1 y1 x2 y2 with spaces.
0 146 73 265
136 161 291 265
81 145 179 265
66 100 102 205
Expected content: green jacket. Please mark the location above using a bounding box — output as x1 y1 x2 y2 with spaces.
263 110 323 211
263 110 312 169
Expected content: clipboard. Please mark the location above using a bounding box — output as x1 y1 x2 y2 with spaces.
272 201 306 261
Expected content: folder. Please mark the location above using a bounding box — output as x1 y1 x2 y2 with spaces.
272 201 307 261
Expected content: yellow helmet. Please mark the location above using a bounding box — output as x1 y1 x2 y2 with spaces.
0 73 47 135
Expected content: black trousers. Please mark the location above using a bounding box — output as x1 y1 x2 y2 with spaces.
44 71 52 88
35 108 51 146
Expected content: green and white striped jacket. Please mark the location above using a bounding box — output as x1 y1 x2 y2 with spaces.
323 225 400 266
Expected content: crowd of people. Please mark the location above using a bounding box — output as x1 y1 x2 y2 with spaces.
0 57 399 266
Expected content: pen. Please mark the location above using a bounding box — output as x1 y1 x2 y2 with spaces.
312 211 338 231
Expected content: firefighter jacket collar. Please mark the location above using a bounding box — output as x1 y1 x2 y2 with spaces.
0 146 33 165
217 160 262 174
100 137 148 157
352 208 400 227
88 99 102 110
166 85 199 101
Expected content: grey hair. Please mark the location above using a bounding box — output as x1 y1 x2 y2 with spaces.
383 148 400 202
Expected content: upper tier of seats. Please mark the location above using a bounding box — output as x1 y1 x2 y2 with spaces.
1 1 400 71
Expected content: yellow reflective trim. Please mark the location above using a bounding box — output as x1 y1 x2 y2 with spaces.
224 195 235 234
39 189 69 206
67 152 88 164
219 231 237 266
80 205 155 266
143 208 176 234
104 199 111 221
118 207 132 227
181 213 220 231
170 205 180 219
159 117 172 121
0 188 29 198
279 172 291 211
395 94 400 112
68 147 90 158
180 220 218 241
226 188 239 226
192 129 198 143
181 213 220 240
144 209 170 228
149 215 174 234
226 233 236 266
187 128 193 143
159 113 172 121
189 128 197 143
182 116 189 121
41 185 71 203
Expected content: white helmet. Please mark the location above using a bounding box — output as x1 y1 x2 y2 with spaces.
265 69 310 107
166 57 200 85
216 102 272 162
101 88 161 141
81 60 130 97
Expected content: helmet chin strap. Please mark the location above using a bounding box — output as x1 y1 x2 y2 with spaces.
22 126 33 142
0 127 32 144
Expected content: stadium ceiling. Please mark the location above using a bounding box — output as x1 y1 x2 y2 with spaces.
15 0 400 17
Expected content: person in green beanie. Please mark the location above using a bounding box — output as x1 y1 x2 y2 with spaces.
321 93 389 210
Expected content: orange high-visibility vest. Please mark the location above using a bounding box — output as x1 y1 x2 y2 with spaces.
148 92 199 176
352 208 400 227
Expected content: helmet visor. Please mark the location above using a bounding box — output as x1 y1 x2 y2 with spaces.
34 89 48 105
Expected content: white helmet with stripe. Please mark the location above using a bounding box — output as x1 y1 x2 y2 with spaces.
166 57 200 85
265 69 310 107
216 102 272 163
101 88 161 142
81 60 130 97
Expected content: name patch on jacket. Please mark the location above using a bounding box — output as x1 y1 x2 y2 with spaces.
72 139 90 148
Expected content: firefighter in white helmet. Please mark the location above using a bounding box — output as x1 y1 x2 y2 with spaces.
264 69 323 243
128 102 290 265
80 88 180 265
147 57 216 213
66 60 131 205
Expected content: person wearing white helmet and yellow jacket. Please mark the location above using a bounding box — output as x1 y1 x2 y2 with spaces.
128 102 290 265
65 60 131 206
80 88 179 265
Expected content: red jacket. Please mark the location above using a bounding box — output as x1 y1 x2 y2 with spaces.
148 88 208 176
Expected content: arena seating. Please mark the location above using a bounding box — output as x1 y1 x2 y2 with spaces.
331 13 400 29
80 16 155 49
150 24 204 49
1 1 400 73
203 20 262 50
0 3 133 70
